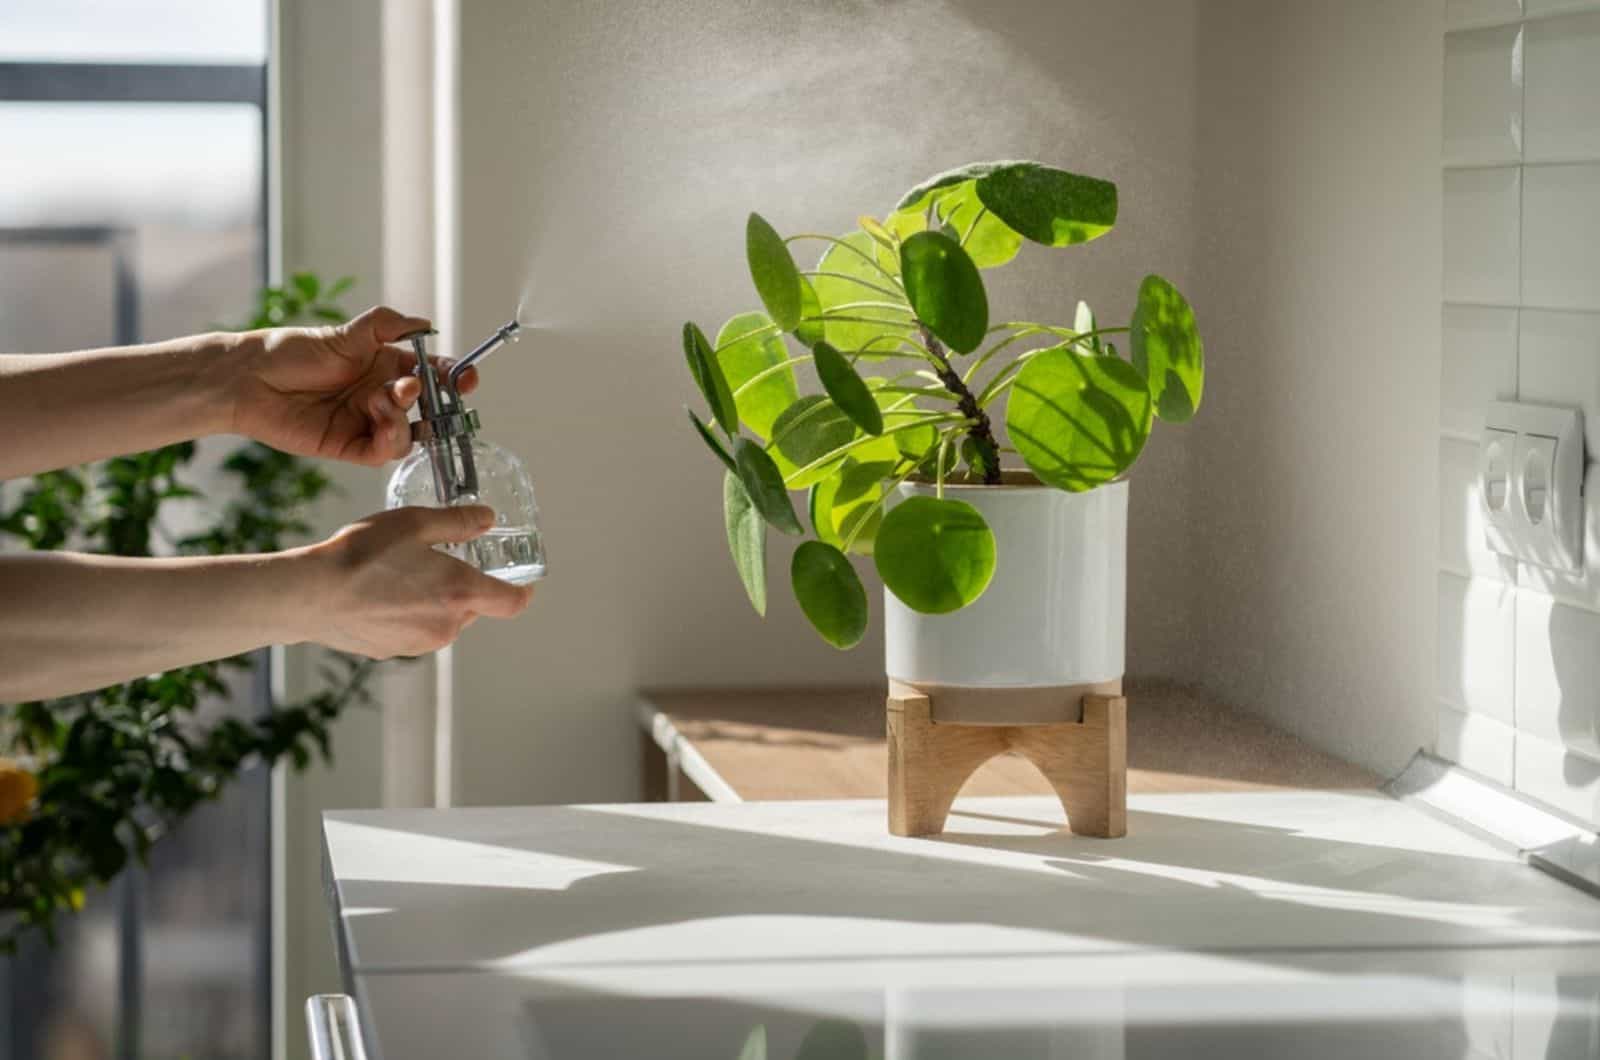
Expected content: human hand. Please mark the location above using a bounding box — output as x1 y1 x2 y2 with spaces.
299 505 533 658
230 305 480 466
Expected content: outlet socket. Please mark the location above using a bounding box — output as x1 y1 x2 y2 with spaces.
1481 401 1585 572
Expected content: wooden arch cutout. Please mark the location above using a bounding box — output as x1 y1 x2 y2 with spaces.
886 687 1128 838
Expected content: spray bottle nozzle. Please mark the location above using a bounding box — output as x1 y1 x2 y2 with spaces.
448 318 521 391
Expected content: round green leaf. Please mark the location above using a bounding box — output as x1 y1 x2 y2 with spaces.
791 540 868 649
733 437 804 536
687 408 735 472
975 162 1117 247
683 321 737 434
716 312 797 440
746 212 802 332
813 341 883 436
1130 273 1204 423
724 470 767 615
812 231 915 354
809 457 894 555
875 496 996 614
768 395 855 489
1005 345 1153 492
900 231 988 354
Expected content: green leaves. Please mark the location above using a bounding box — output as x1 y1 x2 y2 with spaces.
2 271 376 953
900 231 988 354
673 161 1205 658
746 212 803 332
724 471 767 615
974 162 1117 247
1130 274 1204 423
875 496 996 614
768 395 855 489
734 437 804 535
812 231 915 354
813 341 883 436
791 541 868 649
1006 345 1153 492
889 177 1021 269
809 457 894 555
683 322 737 434
715 312 797 440
687 409 735 471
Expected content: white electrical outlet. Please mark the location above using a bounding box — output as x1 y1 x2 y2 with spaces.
1480 401 1585 572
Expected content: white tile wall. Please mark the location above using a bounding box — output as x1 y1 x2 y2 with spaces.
1518 308 1600 458
1516 730 1600 824
1521 163 1600 310
1441 7 1600 829
1443 166 1522 304
1437 570 1517 722
1440 436 1520 580
1439 703 1517 784
1515 590 1600 760
1523 13 1600 161
1444 25 1523 166
1442 304 1518 436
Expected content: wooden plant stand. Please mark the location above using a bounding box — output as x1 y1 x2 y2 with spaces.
886 684 1128 838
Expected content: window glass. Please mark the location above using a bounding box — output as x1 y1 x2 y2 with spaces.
0 1 267 65
0 102 262 342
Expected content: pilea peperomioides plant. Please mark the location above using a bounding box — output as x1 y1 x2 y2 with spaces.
681 161 1204 649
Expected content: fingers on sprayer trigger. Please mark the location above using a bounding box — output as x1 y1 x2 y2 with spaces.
416 504 496 545
367 305 434 344
388 376 420 412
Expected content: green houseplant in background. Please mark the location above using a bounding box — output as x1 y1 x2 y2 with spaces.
682 161 1204 650
0 272 379 950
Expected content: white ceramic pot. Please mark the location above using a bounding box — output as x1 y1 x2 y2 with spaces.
884 475 1127 721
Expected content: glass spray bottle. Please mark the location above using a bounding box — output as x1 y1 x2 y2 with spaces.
385 322 547 584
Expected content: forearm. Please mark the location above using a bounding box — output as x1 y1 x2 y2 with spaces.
0 332 255 479
0 548 318 702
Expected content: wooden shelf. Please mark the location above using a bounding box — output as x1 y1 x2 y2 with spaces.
637 679 1376 803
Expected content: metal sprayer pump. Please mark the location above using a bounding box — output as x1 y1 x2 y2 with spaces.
385 321 547 584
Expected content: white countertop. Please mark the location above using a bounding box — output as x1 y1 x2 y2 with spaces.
324 791 1600 972
323 792 1600 1058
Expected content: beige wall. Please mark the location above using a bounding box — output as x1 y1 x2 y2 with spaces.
273 1 1461 1047
450 0 1204 807
1189 1 1443 774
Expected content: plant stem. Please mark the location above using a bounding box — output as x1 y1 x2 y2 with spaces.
731 355 813 398
801 270 904 302
782 414 967 486
973 325 1134 405
920 325 1001 485
840 459 918 552
786 234 902 286
961 205 989 248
